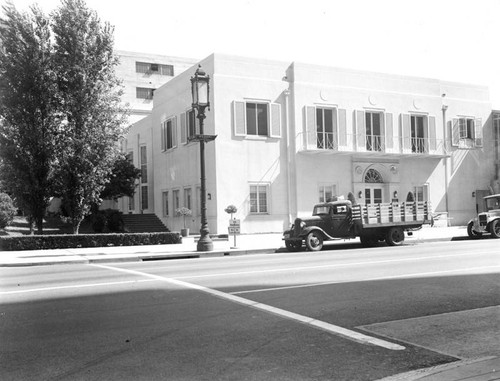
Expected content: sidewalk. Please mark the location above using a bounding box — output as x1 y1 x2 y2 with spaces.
1 224 498 380
0 225 468 267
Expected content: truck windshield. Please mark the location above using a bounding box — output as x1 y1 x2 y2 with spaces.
313 206 330 216
485 197 500 211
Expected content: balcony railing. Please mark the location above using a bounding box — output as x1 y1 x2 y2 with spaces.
303 131 450 156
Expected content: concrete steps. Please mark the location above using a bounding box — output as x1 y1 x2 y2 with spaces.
122 213 168 233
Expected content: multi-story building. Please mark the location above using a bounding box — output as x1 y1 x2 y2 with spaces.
119 53 498 234
115 50 198 124
110 51 198 212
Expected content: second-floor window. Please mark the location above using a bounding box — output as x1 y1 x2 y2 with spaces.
451 117 482 148
411 115 426 153
233 100 281 138
459 118 474 139
365 112 383 152
317 108 336 149
161 118 177 151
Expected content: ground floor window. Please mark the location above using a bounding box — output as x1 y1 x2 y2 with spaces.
184 188 192 210
250 184 269 214
141 185 148 210
172 189 180 212
162 191 169 217
413 185 429 202
319 184 336 203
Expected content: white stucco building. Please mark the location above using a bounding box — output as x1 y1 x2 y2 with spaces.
119 53 499 234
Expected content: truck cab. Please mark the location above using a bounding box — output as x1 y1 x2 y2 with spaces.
283 200 355 252
468 194 500 238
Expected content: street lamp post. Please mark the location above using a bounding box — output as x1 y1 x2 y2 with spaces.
189 65 216 251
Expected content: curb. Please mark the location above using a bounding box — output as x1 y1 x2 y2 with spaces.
0 234 466 267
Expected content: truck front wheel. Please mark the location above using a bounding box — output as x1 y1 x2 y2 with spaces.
385 227 405 246
467 221 482 239
490 220 500 238
305 231 323 251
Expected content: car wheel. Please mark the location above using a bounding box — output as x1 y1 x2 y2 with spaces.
305 231 323 251
467 221 482 239
385 227 405 246
490 220 500 238
285 240 303 252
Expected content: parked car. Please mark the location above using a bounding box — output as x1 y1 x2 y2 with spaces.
467 194 500 238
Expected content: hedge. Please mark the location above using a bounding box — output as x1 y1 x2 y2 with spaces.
0 232 182 251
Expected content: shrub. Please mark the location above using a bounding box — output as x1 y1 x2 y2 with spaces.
106 209 124 232
0 193 16 229
91 212 107 233
0 232 182 251
176 207 192 229
89 209 124 233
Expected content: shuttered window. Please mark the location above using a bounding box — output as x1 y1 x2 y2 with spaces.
451 117 482 148
180 110 198 144
233 101 281 138
161 117 177 151
304 105 346 150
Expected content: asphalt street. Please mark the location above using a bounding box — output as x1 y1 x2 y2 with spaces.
1 239 499 380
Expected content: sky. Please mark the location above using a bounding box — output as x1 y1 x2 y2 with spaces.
2 0 500 107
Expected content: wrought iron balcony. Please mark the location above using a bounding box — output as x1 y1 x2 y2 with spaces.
301 131 450 157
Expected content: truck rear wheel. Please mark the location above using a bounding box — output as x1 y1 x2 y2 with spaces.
490 220 500 238
385 227 405 246
305 231 323 251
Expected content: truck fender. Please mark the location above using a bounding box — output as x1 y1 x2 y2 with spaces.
301 226 334 240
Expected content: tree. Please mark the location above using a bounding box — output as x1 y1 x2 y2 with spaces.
0 192 16 229
99 155 141 201
0 2 61 234
51 0 128 234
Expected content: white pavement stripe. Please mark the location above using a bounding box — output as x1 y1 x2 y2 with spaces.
148 250 494 281
92 264 406 351
231 265 500 295
0 279 155 295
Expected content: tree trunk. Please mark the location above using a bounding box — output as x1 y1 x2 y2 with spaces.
28 217 35 235
36 215 44 235
72 219 81 235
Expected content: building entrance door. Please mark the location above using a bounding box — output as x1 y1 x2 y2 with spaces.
363 168 385 205
365 186 383 204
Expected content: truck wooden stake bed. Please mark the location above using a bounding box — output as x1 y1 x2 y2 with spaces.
283 199 431 251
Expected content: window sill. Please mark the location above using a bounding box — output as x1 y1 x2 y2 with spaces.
240 135 280 141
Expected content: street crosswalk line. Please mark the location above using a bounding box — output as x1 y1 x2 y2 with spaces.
93 263 406 351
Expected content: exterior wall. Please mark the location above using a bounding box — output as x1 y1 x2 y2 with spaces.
289 62 492 225
119 116 154 214
212 55 292 233
122 53 494 234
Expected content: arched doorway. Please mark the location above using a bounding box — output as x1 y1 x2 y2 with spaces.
406 191 414 202
364 168 384 204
